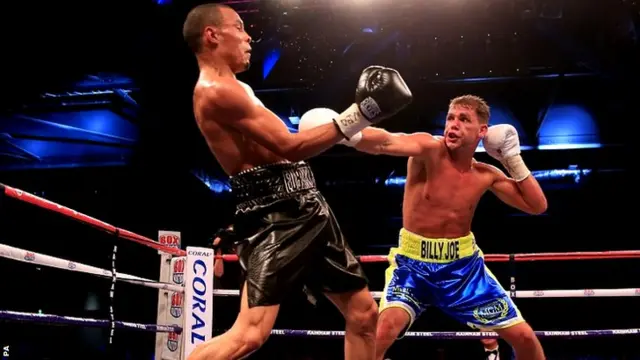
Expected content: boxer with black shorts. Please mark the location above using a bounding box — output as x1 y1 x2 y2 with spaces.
181 4 412 360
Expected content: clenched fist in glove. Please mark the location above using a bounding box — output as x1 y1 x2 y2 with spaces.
299 108 363 147
333 65 413 140
483 124 531 182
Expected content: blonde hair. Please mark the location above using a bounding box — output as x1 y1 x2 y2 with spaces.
449 95 490 124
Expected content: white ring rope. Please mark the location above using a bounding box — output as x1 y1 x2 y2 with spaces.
1 242 637 301
511 289 640 298
0 243 183 293
211 288 640 299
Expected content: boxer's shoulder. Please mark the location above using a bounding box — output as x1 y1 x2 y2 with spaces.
472 160 494 171
197 78 256 115
472 160 506 181
237 81 265 107
407 155 426 172
407 141 446 171
237 80 255 95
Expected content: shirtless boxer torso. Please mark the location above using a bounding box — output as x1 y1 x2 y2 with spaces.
403 154 487 238
181 4 412 360
369 95 546 360
397 136 537 360
194 80 282 175
299 95 547 360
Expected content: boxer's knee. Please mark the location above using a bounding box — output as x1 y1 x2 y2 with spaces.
511 330 538 350
481 338 498 346
345 297 378 337
240 324 269 353
376 308 410 343
326 288 379 337
497 322 539 351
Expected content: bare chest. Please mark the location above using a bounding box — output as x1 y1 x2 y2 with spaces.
406 162 489 210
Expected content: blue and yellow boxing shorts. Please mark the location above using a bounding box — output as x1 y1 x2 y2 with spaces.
379 228 524 337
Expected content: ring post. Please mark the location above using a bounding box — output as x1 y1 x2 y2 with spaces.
183 246 214 359
155 231 183 360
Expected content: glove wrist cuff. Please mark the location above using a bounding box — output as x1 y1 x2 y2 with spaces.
339 132 363 147
502 154 531 182
333 103 372 139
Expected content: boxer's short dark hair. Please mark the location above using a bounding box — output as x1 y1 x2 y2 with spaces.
183 3 230 53
449 95 491 124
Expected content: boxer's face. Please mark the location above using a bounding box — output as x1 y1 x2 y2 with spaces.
206 7 252 73
444 105 487 150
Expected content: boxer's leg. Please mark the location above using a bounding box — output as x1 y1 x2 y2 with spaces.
376 308 411 360
187 282 279 360
478 266 543 360
374 251 429 360
324 287 379 360
437 251 544 360
307 199 377 360
494 322 544 360
191 191 326 360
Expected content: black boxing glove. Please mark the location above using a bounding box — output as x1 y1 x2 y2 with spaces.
333 66 412 139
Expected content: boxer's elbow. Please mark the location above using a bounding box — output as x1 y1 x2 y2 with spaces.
276 139 319 162
278 131 340 161
278 141 310 162
282 152 308 162
526 198 548 215
532 191 548 214
260 133 305 161
526 206 546 215
534 200 548 215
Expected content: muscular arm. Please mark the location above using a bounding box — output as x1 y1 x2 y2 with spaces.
354 127 441 157
205 81 344 162
488 165 548 215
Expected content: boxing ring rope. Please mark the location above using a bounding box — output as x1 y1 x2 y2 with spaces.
266 328 640 339
211 288 640 299
1 181 639 359
216 250 640 263
0 243 183 293
0 183 191 358
1 183 185 256
0 310 180 333
3 180 638 267
209 220 640 342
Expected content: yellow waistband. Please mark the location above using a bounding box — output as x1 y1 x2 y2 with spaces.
395 228 477 263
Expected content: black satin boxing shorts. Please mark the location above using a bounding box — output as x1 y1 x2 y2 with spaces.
229 161 368 308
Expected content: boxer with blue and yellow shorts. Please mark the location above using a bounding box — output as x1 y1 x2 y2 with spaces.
379 228 524 337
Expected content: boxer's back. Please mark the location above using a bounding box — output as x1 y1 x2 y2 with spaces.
192 77 288 176
402 147 494 238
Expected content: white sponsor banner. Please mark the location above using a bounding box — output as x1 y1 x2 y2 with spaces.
183 247 214 358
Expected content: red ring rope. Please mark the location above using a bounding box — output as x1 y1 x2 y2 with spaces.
1 183 186 256
3 183 639 262
362 251 640 262
218 251 640 263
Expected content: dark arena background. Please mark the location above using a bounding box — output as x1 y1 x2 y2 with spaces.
0 0 636 359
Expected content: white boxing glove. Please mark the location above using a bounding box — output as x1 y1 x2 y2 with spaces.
299 108 362 147
483 124 531 181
